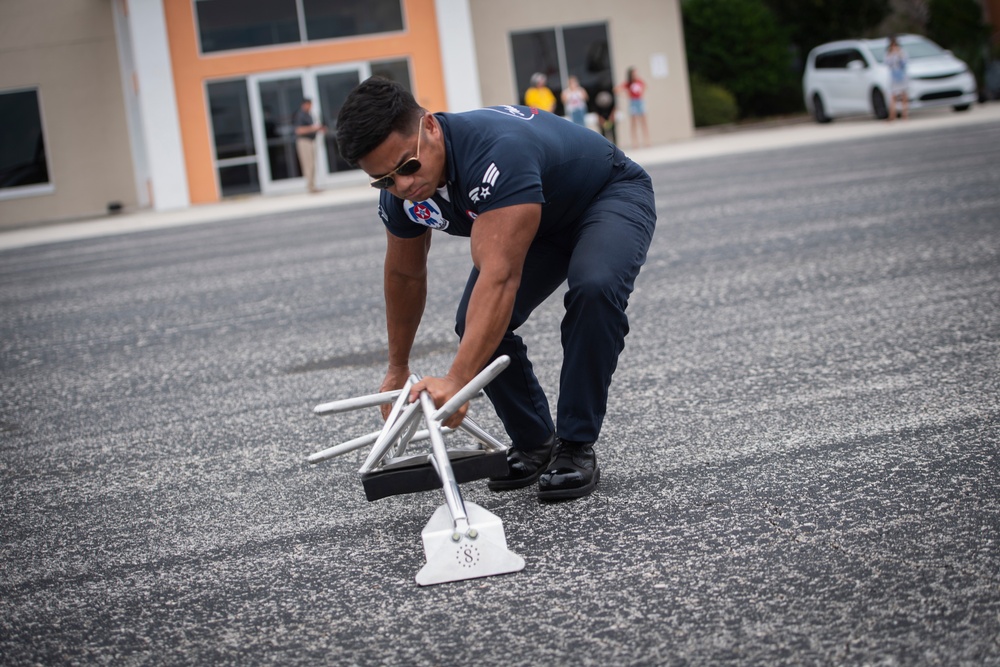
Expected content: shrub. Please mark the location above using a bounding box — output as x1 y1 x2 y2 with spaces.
690 75 739 127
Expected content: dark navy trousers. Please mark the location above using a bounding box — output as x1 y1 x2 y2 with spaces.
455 163 656 448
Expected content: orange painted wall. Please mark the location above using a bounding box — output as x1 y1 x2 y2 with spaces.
162 0 446 204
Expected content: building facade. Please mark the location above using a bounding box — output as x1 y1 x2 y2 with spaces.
0 0 692 228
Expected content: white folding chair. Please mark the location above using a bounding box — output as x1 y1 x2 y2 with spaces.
308 356 525 586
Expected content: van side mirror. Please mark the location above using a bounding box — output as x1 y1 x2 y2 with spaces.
847 60 864 71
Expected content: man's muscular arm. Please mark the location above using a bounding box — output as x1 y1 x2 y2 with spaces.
381 229 431 418
411 203 541 427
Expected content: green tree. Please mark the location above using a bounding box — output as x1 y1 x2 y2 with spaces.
763 0 892 69
927 0 991 96
682 0 799 117
689 74 739 127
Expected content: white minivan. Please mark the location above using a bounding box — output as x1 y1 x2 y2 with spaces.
803 34 978 123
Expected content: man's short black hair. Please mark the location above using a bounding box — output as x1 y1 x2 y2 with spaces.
335 77 424 166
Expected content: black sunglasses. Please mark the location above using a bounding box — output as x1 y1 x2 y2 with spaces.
369 115 425 190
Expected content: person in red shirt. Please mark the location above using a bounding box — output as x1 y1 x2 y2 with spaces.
616 67 649 148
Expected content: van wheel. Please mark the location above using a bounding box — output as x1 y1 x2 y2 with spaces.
953 104 971 112
872 89 888 120
812 94 831 123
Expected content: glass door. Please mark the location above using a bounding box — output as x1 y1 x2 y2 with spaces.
245 61 408 194
253 75 305 193
316 69 363 175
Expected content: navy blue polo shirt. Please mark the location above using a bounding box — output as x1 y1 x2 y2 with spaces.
377 106 631 239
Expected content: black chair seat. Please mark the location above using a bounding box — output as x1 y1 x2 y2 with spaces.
361 449 509 501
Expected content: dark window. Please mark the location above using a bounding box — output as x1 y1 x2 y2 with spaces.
258 77 304 181
814 52 841 69
207 80 255 160
206 79 261 197
563 24 612 112
196 0 300 53
511 29 561 109
0 89 50 191
844 49 867 68
218 163 261 197
815 49 868 70
303 0 403 41
195 0 405 53
371 59 412 92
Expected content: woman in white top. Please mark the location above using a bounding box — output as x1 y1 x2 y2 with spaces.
561 76 589 126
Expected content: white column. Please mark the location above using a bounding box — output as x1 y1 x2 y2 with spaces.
433 0 483 112
123 0 189 211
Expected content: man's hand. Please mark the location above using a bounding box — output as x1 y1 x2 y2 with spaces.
379 363 411 420
410 375 468 430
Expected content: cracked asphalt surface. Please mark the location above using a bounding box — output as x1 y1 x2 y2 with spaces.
2 114 998 665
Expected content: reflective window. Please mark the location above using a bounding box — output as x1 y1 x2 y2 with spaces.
815 49 866 70
196 0 300 53
511 30 560 110
208 80 254 160
0 88 50 193
195 0 404 54
371 59 412 92
218 163 261 197
303 0 403 41
206 79 260 196
564 24 613 107
258 78 304 181
318 71 362 174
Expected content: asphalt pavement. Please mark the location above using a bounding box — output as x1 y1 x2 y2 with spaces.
1 105 998 665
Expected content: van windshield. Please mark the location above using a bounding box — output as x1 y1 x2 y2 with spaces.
870 37 946 63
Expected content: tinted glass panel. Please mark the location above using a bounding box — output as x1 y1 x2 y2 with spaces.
317 71 361 173
197 0 299 53
815 51 851 69
303 0 403 40
0 89 49 190
259 78 305 181
207 80 255 160
371 59 412 92
845 49 867 67
563 24 612 113
511 30 560 109
218 163 260 197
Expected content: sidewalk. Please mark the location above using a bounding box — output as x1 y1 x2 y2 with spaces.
2 102 997 252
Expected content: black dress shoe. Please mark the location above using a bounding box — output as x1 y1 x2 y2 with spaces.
537 439 600 501
487 434 556 491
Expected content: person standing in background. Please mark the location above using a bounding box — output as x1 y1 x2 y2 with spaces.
594 90 617 145
616 67 649 148
524 73 557 113
885 36 909 121
294 98 326 193
561 76 589 126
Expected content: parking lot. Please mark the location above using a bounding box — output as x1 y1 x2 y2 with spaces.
1 107 998 665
